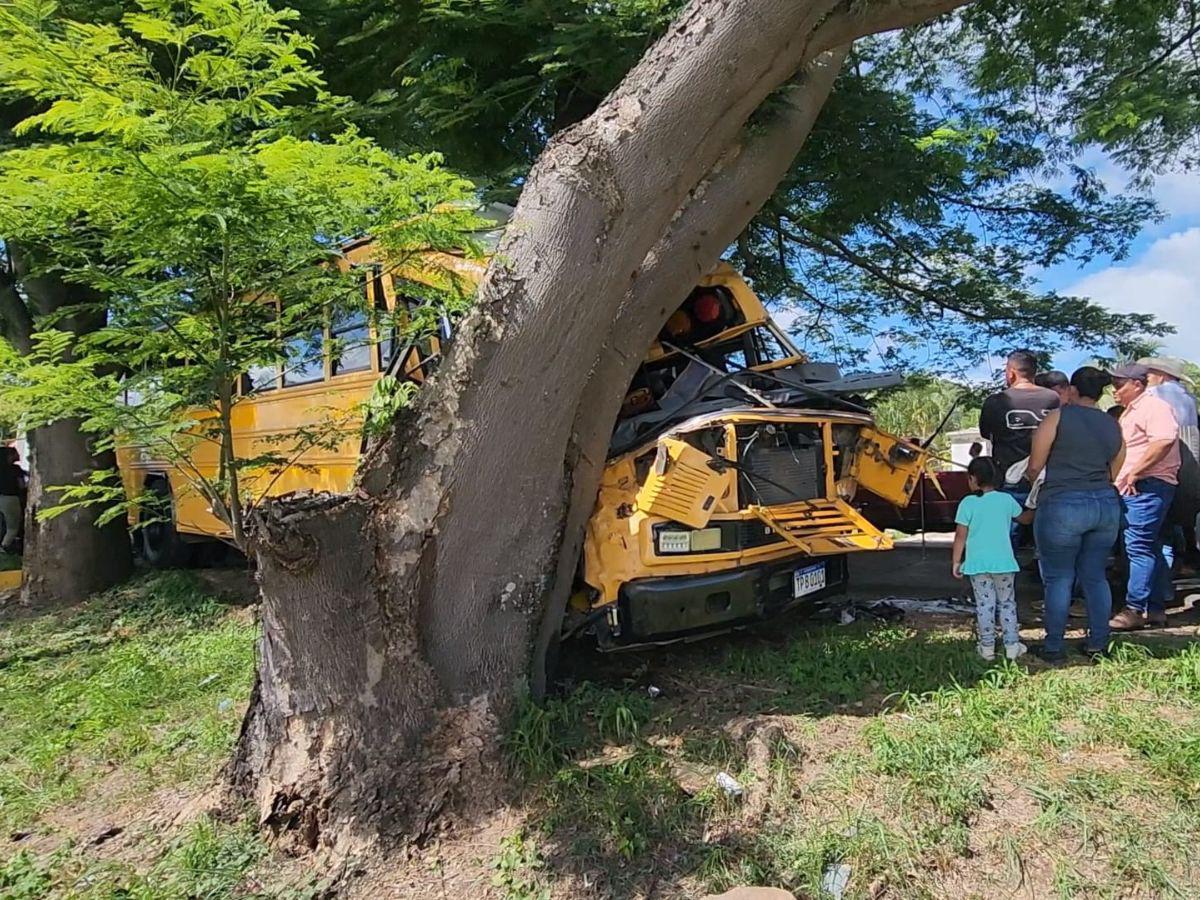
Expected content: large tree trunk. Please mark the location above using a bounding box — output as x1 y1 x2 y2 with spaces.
22 420 133 605
235 0 971 854
2 248 133 607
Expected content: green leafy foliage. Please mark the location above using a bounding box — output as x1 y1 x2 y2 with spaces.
937 0 1200 173
0 0 482 544
293 0 684 184
362 374 420 439
870 377 985 457
298 0 1178 371
491 831 551 900
737 55 1167 370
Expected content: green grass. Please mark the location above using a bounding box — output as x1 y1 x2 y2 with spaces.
0 571 272 899
510 622 1200 898
722 623 991 711
6 577 1200 898
0 572 257 835
0 811 330 900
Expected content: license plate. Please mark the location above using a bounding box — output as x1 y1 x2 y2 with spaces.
793 563 826 598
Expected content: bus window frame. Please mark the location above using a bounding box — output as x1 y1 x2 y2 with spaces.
242 298 283 395
328 279 376 380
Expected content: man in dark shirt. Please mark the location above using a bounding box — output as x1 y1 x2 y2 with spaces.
980 349 1061 513
0 446 26 553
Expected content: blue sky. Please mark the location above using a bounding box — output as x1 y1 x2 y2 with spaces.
775 152 1200 383
1037 160 1200 375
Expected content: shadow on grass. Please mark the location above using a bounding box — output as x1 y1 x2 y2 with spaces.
0 570 242 669
0 569 257 840
509 610 1200 898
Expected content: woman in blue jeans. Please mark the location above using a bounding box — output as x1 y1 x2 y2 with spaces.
1027 367 1126 661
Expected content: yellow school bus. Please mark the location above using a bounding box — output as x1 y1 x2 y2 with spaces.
115 238 481 564
118 246 927 645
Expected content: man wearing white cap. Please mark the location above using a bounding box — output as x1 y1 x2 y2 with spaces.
1139 356 1200 595
1139 357 1199 460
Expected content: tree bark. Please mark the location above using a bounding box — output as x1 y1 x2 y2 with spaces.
21 419 133 605
6 247 133 607
236 0 972 854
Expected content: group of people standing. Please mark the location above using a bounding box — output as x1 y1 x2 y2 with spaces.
953 350 1196 662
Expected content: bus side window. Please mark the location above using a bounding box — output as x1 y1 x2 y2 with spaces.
749 326 792 365
242 299 282 393
282 324 325 387
246 364 279 393
331 307 371 375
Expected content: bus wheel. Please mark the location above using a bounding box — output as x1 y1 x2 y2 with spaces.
139 480 193 568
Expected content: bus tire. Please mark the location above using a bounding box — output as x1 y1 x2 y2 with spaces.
139 479 193 569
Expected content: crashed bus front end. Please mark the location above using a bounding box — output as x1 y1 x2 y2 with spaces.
575 411 926 648
569 264 928 649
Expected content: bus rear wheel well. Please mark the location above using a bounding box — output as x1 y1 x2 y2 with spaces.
137 474 193 568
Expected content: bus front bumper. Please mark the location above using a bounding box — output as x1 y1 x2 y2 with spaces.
600 553 849 648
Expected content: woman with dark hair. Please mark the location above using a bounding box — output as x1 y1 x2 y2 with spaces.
1027 367 1126 660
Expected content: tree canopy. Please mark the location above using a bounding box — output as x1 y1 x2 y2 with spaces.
0 0 479 544
289 0 1190 372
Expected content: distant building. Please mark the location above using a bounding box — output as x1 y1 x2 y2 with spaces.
947 428 987 468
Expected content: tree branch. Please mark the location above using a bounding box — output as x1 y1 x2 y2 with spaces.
1117 9 1200 84
779 220 1011 324
812 0 975 55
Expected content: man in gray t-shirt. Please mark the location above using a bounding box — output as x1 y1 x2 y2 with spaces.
980 350 1060 551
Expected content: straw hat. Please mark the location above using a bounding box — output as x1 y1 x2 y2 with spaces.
1137 356 1195 385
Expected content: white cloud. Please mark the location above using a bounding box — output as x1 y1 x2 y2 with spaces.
1053 150 1200 220
1153 171 1200 220
1065 227 1200 356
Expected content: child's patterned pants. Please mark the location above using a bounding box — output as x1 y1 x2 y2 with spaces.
969 573 1019 647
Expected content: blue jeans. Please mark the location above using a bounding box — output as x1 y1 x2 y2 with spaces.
1003 482 1030 553
1035 488 1121 653
1122 478 1176 614
1159 524 1184 604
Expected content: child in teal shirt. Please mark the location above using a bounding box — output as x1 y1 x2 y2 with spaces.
953 457 1034 661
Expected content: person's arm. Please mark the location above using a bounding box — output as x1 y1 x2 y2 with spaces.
1010 490 1035 525
952 525 967 579
1127 438 1177 476
1115 405 1178 494
978 396 997 441
1109 441 1126 483
1026 409 1059 483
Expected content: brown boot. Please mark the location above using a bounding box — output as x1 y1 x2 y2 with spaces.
1147 610 1168 627
1109 608 1146 631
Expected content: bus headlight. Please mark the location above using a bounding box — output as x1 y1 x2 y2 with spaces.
656 526 723 554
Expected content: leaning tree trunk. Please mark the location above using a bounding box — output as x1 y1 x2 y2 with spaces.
235 0 971 854
1 249 133 607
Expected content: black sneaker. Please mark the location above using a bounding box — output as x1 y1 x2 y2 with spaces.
1036 645 1069 664
1078 644 1111 662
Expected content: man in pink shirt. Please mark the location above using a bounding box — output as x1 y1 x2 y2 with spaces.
1110 364 1181 629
